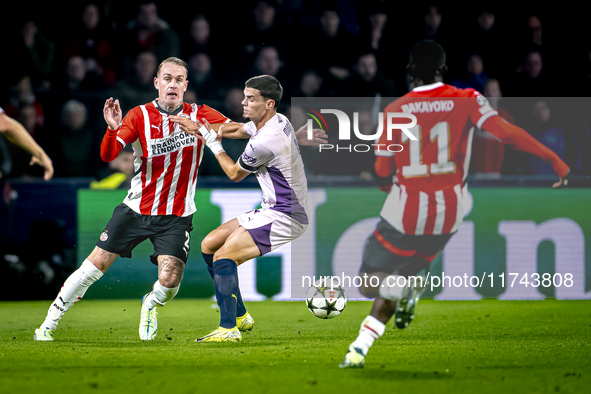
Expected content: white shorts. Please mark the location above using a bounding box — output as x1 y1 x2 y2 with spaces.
237 208 308 256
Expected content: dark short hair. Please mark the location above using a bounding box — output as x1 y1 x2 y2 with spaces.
406 39 447 81
245 75 283 108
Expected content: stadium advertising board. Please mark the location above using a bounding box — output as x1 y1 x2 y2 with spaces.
78 188 590 300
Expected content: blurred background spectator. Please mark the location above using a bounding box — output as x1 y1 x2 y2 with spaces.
187 52 225 101
300 3 355 83
223 88 247 121
3 76 45 131
90 145 135 190
509 51 552 97
183 14 214 59
62 4 118 87
451 54 489 92
114 51 158 112
466 7 505 80
294 70 328 98
525 100 567 175
344 51 397 97
234 0 289 66
52 100 99 177
54 55 105 94
10 20 55 90
123 1 180 77
0 1 589 180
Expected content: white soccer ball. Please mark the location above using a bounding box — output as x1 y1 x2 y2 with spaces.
305 280 347 319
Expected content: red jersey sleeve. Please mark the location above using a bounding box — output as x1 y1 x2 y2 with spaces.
467 90 498 129
100 107 139 162
482 116 569 178
197 104 230 124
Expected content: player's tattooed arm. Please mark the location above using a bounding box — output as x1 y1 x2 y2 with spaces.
158 256 185 287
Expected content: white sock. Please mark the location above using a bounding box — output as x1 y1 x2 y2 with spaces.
378 274 406 300
351 315 386 355
40 260 103 331
142 281 179 309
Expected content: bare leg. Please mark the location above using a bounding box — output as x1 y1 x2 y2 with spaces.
139 255 186 341
157 255 184 288
201 218 240 255
87 246 119 272
142 254 185 309
213 226 261 265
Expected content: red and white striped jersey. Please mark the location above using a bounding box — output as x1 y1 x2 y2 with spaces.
377 82 497 235
113 100 229 217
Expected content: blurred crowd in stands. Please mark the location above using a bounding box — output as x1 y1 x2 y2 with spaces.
1 0 590 183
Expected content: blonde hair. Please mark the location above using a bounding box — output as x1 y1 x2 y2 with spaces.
156 57 189 77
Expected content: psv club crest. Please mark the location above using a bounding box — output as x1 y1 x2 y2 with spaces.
100 231 108 241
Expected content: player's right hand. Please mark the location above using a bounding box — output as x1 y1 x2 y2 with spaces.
30 152 54 181
295 124 328 147
552 168 570 189
196 118 225 156
103 98 122 130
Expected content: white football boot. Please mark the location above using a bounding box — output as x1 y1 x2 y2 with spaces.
139 294 158 340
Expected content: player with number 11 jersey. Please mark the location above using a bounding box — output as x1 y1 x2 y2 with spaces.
376 82 568 236
340 40 569 369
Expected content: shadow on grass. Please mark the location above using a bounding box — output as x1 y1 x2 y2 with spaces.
349 369 456 380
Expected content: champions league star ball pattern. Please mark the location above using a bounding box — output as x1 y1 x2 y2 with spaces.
305 281 347 319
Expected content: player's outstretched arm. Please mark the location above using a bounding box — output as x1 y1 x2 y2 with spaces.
196 118 250 182
0 113 54 180
295 124 328 147
217 123 249 139
170 116 250 139
482 116 570 188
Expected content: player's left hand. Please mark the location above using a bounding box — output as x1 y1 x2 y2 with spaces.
295 124 327 147
29 152 54 181
169 115 198 135
552 168 570 189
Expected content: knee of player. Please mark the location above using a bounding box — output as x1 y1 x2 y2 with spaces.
201 238 210 252
212 249 225 262
201 236 216 254
157 256 184 287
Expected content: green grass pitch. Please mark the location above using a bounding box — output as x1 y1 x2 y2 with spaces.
1 299 589 394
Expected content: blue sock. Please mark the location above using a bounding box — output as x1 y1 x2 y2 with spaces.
203 252 215 279
213 258 240 329
203 252 247 317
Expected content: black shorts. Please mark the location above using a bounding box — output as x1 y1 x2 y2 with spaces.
360 219 454 275
96 204 194 265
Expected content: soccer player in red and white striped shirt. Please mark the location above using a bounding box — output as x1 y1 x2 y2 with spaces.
340 40 569 368
35 57 230 342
